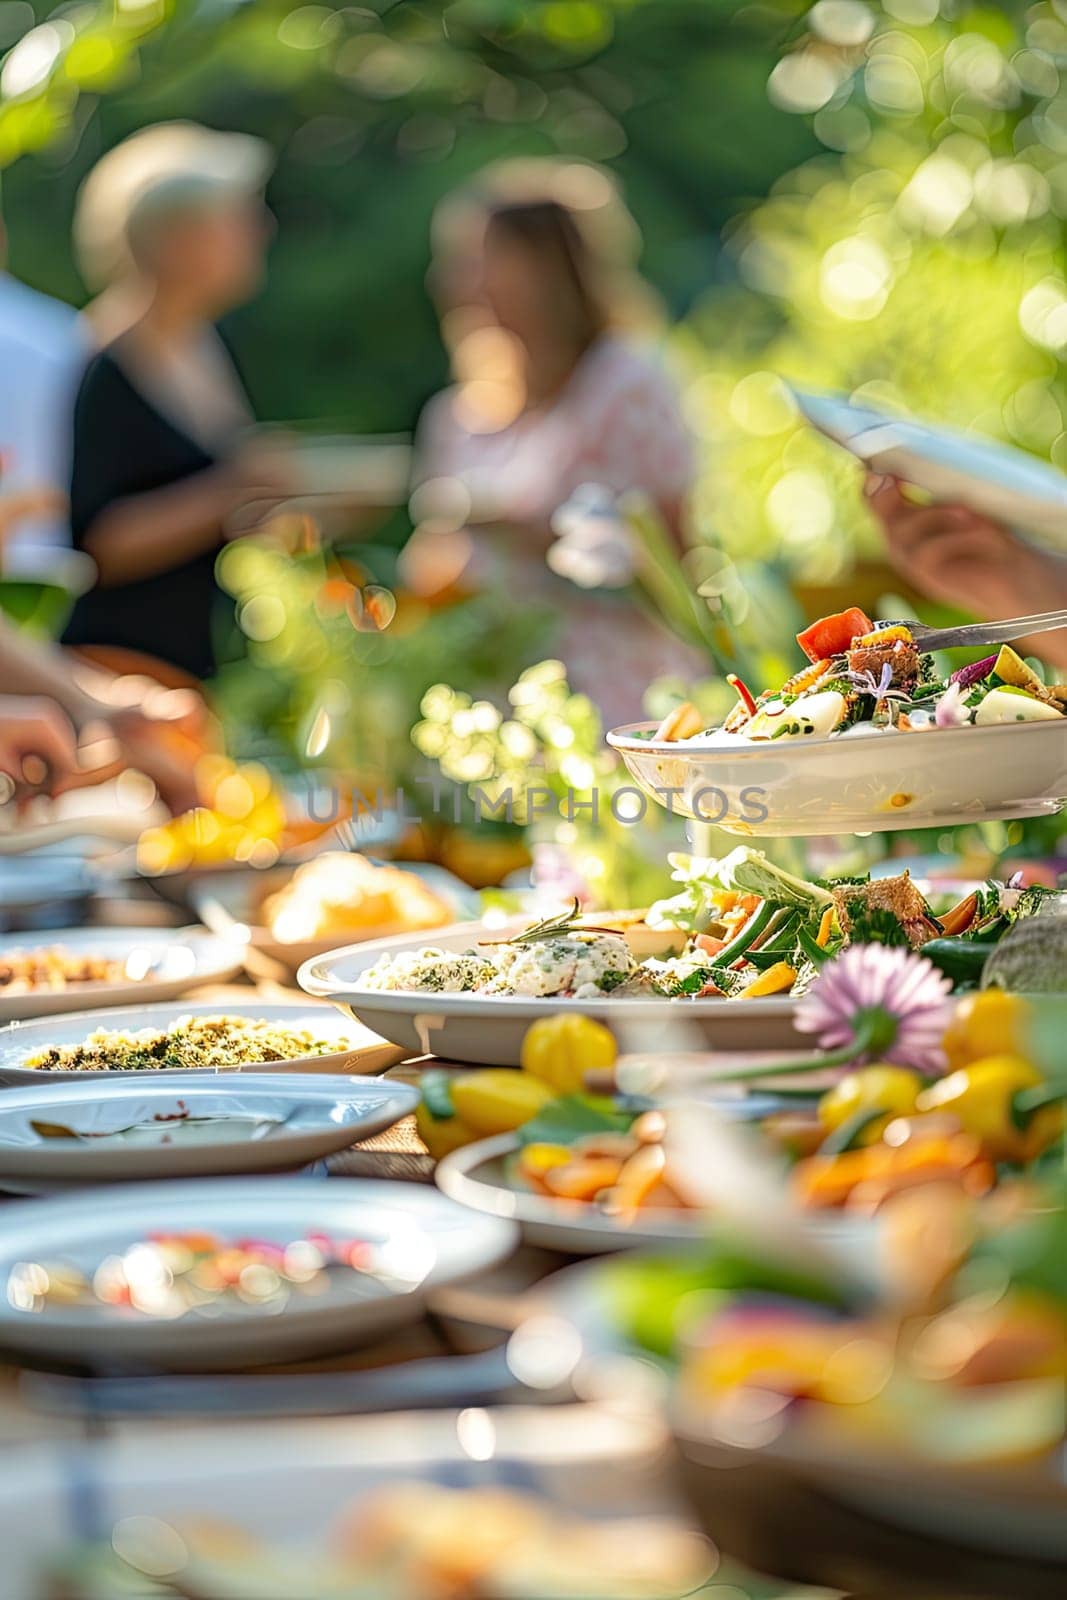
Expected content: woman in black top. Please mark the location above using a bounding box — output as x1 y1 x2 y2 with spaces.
63 124 285 681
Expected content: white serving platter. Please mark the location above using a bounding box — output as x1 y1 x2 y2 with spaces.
0 1176 517 1369
0 1001 405 1087
0 1073 418 1191
298 922 806 1066
607 718 1067 836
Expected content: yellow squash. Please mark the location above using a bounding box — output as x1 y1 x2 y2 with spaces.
520 1014 617 1095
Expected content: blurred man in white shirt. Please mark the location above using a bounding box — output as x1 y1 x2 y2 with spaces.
0 203 88 572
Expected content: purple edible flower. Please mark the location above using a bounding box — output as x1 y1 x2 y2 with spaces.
845 662 910 702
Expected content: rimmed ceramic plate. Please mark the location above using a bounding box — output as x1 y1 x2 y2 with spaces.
0 1406 683 1597
794 386 1067 555
435 1114 784 1254
0 1177 518 1369
298 923 806 1066
0 926 244 1022
607 719 1067 836
0 1074 419 1192
0 1001 405 1087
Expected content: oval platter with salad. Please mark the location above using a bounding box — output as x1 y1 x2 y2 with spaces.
300 845 1066 1065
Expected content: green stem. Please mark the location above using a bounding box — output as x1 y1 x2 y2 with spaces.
1012 1084 1067 1127
705 1016 883 1085
705 1040 860 1085
755 1085 824 1101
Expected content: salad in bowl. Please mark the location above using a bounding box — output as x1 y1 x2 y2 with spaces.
608 608 1067 835
657 609 1066 747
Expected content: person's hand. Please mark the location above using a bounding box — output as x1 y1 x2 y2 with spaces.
220 440 301 540
106 702 206 815
0 697 79 799
865 474 1066 617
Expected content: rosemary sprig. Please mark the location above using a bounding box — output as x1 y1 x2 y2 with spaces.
479 899 626 947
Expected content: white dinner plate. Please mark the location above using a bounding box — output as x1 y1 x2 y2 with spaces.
0 1177 517 1369
794 386 1067 554
607 718 1067 836
0 1073 418 1191
435 1115 784 1255
0 1001 405 1087
0 926 244 1022
298 922 807 1066
0 1406 680 1598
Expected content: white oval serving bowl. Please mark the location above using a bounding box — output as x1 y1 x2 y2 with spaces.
298 921 806 1066
607 718 1067 836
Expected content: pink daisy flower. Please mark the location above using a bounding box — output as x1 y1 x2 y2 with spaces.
795 943 953 1075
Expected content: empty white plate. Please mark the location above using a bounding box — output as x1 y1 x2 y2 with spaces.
0 1074 418 1191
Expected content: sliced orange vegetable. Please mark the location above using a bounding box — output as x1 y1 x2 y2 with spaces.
543 1156 625 1201
740 962 797 998
792 1137 996 1211
783 658 833 696
796 607 874 663
695 933 727 958
938 892 978 938
571 1133 639 1160
631 1110 667 1143
815 906 835 948
600 1143 667 1213
639 1179 689 1210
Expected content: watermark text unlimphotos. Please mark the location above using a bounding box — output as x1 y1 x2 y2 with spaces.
304 779 770 829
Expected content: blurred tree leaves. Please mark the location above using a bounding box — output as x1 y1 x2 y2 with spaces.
0 0 816 432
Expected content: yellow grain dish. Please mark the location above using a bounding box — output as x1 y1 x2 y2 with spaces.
21 1014 341 1073
261 852 452 944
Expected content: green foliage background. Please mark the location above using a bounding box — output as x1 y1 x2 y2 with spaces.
0 0 818 435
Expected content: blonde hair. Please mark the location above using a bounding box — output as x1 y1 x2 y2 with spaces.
74 121 271 290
